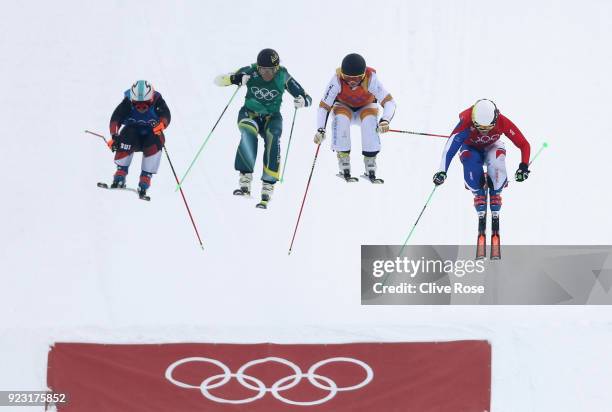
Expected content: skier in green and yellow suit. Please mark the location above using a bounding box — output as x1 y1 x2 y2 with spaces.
215 48 312 208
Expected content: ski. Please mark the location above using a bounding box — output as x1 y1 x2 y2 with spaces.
97 182 150 201
490 214 501 260
232 188 251 197
360 174 385 184
476 213 487 260
137 190 151 202
255 200 268 209
336 173 359 183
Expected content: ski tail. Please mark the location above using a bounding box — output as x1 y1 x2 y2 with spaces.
490 214 501 259
476 214 487 260
476 234 486 259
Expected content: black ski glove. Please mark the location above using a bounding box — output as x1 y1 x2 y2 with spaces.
433 171 447 186
230 73 250 86
515 162 530 182
108 134 120 152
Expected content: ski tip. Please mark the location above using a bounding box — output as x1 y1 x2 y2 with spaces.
288 250 292 256
543 142 549 148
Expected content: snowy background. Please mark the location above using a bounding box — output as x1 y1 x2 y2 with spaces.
1 0 612 410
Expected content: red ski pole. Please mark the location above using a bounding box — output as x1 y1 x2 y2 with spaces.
388 129 450 138
288 144 321 255
85 129 110 146
162 145 205 250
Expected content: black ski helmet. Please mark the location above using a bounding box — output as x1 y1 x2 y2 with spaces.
257 48 280 67
341 53 366 76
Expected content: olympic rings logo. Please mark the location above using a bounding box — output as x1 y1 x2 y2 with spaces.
251 87 280 101
471 133 499 145
165 356 374 406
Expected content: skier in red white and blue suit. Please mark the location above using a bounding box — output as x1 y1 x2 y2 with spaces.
107 80 171 197
432 99 531 216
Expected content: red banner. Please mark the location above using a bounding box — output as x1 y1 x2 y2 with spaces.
47 341 490 412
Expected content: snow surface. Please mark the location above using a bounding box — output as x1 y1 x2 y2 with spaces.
1 0 612 410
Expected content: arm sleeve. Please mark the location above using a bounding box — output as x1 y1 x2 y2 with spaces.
501 115 530 164
155 96 171 127
438 120 469 172
317 76 341 129
109 98 132 135
368 73 396 122
285 74 312 107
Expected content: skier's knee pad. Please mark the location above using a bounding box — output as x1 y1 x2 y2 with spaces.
332 105 353 120
238 118 258 135
359 109 379 122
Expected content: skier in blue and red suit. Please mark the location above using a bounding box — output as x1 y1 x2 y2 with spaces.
107 80 171 197
433 99 531 217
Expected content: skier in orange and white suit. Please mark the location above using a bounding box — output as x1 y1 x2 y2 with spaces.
314 53 396 182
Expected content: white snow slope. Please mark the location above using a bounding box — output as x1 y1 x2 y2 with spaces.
1 0 612 410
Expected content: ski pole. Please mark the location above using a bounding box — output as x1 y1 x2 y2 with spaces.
176 85 242 190
85 129 109 145
163 144 205 250
399 186 438 256
279 108 298 183
529 142 548 166
388 129 449 139
288 144 321 255
511 142 549 181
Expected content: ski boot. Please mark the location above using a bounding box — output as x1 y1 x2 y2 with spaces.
336 152 358 182
362 155 384 184
256 182 274 209
137 172 152 201
111 166 128 188
233 172 252 196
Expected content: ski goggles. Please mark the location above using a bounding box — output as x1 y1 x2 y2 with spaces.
473 122 495 133
257 65 279 77
341 72 365 86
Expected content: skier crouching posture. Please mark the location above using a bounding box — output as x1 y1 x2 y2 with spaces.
433 99 531 258
107 80 171 198
314 53 396 183
215 48 312 209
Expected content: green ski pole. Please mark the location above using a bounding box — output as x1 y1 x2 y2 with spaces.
529 142 548 166
176 86 241 190
399 186 438 256
280 108 297 183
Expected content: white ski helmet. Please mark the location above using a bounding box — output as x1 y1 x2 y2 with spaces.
130 80 154 102
471 99 499 131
